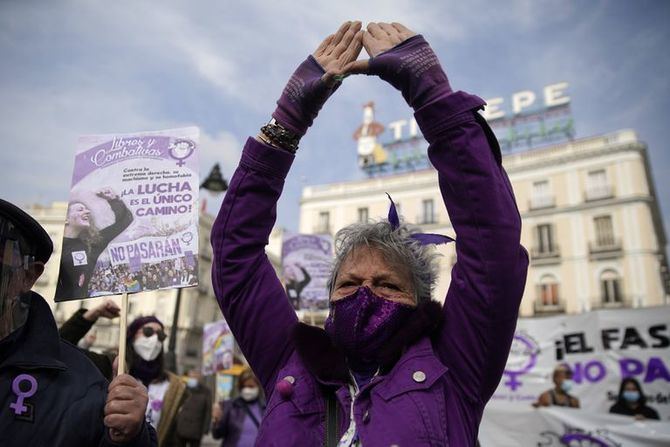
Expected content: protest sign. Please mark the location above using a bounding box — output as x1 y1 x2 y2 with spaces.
281 232 333 311
202 319 234 376
55 127 200 301
491 306 670 420
480 404 670 446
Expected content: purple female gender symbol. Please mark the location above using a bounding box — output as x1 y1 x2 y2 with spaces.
10 374 37 415
503 333 539 391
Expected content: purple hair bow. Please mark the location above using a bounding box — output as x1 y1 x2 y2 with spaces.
386 193 454 246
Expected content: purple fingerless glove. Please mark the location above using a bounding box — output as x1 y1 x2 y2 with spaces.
272 55 338 137
369 35 452 110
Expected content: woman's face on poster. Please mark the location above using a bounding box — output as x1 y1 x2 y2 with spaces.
67 202 91 230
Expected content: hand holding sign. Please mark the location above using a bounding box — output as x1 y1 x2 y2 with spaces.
104 373 148 443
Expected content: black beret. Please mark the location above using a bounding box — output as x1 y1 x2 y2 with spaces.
0 198 53 264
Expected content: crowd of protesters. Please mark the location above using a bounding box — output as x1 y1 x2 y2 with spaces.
87 258 198 296
534 363 660 420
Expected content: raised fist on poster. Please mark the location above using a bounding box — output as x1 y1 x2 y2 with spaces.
96 187 120 201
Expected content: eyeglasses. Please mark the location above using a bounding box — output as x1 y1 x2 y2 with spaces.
142 326 167 341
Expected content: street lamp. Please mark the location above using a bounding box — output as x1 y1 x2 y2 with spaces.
164 163 228 373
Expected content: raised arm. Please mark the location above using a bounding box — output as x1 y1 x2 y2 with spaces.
60 299 120 345
210 21 363 393
297 265 311 292
96 188 133 246
351 23 529 403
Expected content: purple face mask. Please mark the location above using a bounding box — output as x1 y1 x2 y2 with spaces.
324 286 415 365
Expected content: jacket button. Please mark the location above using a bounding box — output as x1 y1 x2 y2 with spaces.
276 376 295 399
412 371 426 383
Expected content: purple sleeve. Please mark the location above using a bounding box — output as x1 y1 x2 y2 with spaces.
415 91 529 403
210 137 299 394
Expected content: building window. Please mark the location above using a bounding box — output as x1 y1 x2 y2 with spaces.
357 207 369 223
600 270 622 305
536 224 555 253
594 215 615 247
317 211 330 234
586 169 612 200
538 275 560 307
530 180 554 209
422 199 435 224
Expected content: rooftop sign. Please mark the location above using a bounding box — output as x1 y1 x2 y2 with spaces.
355 83 574 175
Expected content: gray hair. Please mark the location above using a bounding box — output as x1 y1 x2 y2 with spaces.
326 219 441 304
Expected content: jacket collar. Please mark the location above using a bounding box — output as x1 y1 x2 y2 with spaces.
292 300 444 386
0 291 66 371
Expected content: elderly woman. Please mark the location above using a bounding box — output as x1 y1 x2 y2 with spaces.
211 21 528 446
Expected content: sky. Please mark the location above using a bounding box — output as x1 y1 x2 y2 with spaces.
1 0 669 240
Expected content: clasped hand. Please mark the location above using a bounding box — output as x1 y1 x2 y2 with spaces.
272 21 449 138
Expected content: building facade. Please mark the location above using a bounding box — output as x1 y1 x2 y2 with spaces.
26 203 282 373
299 128 670 317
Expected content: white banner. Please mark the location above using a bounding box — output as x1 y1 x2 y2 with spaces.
480 405 670 446
491 306 670 420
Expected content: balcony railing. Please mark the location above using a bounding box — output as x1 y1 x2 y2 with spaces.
529 195 556 210
534 298 565 314
530 245 561 265
585 185 614 202
590 296 633 310
588 239 623 260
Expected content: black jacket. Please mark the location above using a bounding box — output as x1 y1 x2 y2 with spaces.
59 307 114 380
609 401 660 420
176 384 212 440
0 292 156 447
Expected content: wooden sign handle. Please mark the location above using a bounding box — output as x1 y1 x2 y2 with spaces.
117 293 129 376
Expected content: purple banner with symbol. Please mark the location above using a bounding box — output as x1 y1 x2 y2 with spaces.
281 232 333 311
55 127 200 301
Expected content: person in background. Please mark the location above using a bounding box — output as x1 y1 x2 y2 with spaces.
59 298 120 380
211 369 266 447
175 369 212 447
609 377 660 420
534 363 580 408
0 198 155 446
127 316 188 447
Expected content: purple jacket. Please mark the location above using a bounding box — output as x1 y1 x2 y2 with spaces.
211 91 529 446
212 398 266 447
